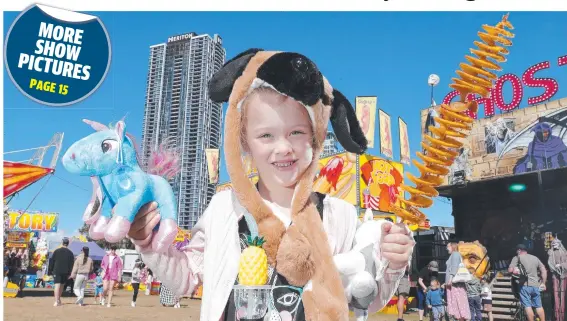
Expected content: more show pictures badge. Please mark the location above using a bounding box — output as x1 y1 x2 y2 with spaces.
4 4 111 106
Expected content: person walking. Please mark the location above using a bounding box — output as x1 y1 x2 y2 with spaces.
71 246 94 306
6 251 21 285
17 249 29 297
160 283 180 308
145 269 153 296
465 268 482 321
131 260 142 307
47 238 75 307
509 244 547 321
445 242 471 321
426 279 446 321
100 245 123 307
547 238 567 321
94 269 104 304
417 261 439 321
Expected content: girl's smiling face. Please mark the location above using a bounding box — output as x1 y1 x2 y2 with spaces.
243 88 314 189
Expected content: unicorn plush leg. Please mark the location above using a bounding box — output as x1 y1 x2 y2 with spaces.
105 191 145 243
151 219 177 253
85 177 111 240
149 177 179 252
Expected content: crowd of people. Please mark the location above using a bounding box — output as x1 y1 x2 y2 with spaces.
394 240 566 321
46 237 181 308
3 247 30 296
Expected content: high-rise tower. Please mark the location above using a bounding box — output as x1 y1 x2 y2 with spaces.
141 32 226 230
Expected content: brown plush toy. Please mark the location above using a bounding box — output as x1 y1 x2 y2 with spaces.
208 49 368 320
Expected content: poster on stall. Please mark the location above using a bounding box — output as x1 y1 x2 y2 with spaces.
205 148 220 184
359 155 404 212
355 96 377 148
379 109 393 158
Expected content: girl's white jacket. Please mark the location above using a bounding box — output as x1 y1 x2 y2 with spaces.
133 190 410 321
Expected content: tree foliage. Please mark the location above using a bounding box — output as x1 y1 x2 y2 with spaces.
78 222 134 250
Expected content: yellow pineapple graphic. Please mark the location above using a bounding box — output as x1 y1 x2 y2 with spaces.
238 235 268 286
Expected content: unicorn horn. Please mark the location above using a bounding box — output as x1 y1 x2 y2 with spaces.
83 119 109 131
120 112 130 123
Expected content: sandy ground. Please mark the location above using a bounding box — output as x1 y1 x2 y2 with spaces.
4 288 421 321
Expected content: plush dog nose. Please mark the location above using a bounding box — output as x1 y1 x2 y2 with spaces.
71 153 76 160
292 57 309 73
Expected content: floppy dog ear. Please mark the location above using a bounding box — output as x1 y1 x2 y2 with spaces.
208 48 264 103
330 89 368 154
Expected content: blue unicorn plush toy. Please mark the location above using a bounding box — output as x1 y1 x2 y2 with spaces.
62 119 179 252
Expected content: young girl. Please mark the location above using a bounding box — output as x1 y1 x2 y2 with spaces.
131 260 141 307
95 269 104 305
100 245 123 307
145 269 153 296
126 49 414 321
426 279 445 321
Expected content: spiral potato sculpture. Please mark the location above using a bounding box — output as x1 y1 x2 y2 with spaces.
391 14 515 225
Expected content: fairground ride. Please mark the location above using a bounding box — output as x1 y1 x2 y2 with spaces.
3 133 64 204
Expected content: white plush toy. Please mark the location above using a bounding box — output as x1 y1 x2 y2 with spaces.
333 208 411 321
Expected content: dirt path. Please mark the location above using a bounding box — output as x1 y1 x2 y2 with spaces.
4 288 420 321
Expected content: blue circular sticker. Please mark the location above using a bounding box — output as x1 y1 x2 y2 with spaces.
4 4 111 106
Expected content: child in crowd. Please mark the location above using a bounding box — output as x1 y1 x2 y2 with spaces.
94 269 104 305
131 260 142 307
145 269 153 296
426 279 445 321
465 268 482 321
481 276 493 321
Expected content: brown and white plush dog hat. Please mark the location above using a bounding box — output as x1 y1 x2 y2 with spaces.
208 49 368 320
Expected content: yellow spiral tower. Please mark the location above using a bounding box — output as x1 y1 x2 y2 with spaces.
392 14 515 225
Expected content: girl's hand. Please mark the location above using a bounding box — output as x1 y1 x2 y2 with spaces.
380 223 414 270
128 202 161 244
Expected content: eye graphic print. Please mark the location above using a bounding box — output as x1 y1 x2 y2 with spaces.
276 292 299 307
101 139 119 153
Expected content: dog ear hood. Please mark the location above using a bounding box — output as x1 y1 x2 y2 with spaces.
209 48 368 154
208 48 264 102
330 89 368 154
207 48 367 320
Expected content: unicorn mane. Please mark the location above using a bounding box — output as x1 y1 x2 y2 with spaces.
146 138 181 181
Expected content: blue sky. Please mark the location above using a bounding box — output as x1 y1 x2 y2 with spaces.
4 11 567 236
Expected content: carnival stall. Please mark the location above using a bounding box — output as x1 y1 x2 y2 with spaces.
428 51 567 320
3 210 59 297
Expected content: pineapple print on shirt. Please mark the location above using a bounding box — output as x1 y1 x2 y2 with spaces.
223 218 306 321
238 235 269 286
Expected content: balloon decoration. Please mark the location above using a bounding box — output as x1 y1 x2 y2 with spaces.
31 238 48 269
391 14 515 224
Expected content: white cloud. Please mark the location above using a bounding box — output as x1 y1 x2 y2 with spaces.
39 230 67 250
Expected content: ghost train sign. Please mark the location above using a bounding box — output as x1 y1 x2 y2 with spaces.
443 55 567 119
424 96 567 185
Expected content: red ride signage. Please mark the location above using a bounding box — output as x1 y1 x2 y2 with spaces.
443 55 567 119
